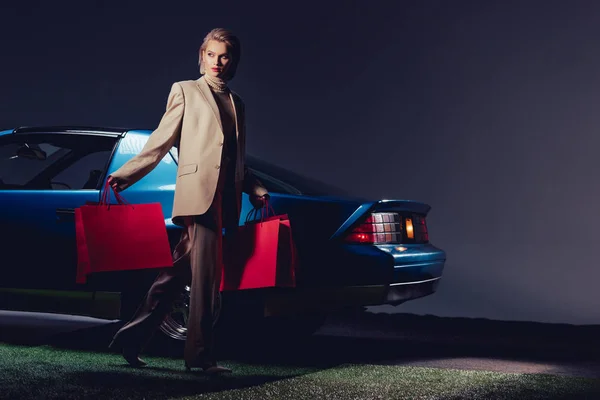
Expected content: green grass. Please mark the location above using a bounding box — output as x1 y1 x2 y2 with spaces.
0 343 599 400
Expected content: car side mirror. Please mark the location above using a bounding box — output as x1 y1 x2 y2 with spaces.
16 145 47 161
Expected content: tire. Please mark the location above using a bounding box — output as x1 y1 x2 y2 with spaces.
158 285 222 341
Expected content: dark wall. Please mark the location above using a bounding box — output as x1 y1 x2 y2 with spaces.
1 0 598 324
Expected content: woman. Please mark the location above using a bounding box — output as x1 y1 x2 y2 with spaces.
107 28 269 374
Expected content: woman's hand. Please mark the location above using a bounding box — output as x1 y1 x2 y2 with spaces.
107 175 123 192
250 193 270 209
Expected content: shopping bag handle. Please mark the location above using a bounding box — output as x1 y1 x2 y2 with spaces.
100 180 132 208
245 197 276 224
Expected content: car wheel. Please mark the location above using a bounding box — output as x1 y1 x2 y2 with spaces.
158 285 222 341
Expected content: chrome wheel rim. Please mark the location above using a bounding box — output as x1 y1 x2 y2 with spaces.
159 285 222 341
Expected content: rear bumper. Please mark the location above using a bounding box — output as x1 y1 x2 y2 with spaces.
378 243 446 284
300 242 446 288
261 277 440 317
258 242 446 316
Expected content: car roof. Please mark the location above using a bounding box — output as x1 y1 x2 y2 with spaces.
2 126 132 138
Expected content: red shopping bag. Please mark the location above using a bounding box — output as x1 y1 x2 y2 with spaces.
220 201 297 291
75 182 173 284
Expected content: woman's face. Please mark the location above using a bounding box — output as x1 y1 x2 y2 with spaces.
202 40 231 79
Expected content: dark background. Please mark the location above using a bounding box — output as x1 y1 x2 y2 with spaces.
1 0 599 325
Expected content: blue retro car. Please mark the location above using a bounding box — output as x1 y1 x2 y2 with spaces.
0 126 446 341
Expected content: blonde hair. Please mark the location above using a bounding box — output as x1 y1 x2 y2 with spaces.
198 28 241 80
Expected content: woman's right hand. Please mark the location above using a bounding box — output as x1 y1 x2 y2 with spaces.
107 175 122 192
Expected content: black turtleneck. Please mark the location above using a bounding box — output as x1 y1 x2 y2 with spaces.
211 89 239 228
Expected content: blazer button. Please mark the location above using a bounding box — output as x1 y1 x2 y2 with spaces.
215 165 220 169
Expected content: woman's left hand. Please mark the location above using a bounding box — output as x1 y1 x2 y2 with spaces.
250 193 270 209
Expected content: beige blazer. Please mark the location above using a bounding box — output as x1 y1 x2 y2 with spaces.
110 76 268 226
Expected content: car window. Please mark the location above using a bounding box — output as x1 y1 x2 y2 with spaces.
0 134 118 190
51 150 113 190
169 146 178 163
248 168 302 195
0 142 69 187
246 155 350 197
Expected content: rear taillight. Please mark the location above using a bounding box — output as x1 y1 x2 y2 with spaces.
345 212 402 244
412 214 429 242
344 212 429 244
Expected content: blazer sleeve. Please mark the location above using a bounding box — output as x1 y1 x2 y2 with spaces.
110 82 184 191
239 99 268 197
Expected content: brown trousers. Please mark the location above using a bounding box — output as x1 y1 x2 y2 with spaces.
112 182 231 367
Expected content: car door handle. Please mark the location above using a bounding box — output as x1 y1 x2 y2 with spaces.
56 208 75 222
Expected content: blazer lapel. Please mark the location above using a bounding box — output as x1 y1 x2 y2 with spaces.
229 92 240 140
195 76 223 134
